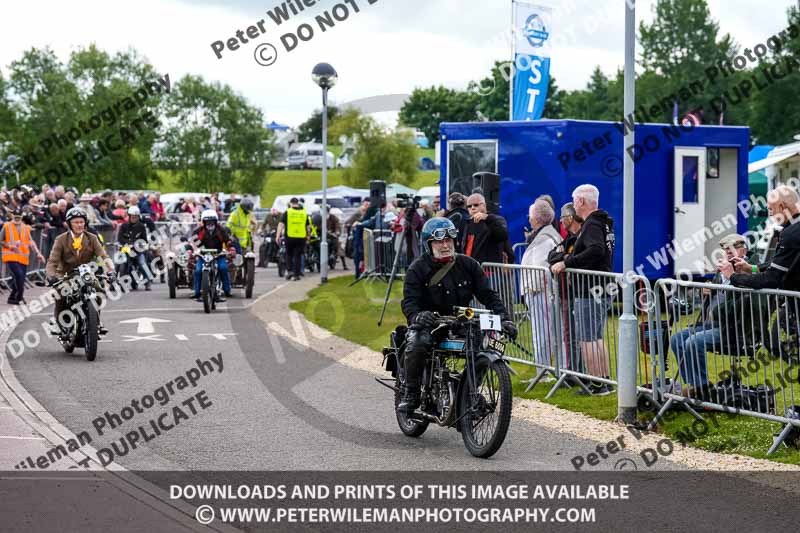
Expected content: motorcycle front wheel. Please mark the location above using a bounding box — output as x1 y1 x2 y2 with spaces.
457 358 512 459
84 304 99 362
201 270 212 314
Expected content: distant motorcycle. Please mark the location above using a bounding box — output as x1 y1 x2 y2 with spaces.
258 229 279 268
50 264 110 361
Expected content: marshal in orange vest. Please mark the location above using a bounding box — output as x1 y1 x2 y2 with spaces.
2 223 32 265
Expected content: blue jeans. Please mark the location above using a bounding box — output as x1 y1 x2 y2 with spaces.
132 252 153 284
194 256 230 296
669 325 721 387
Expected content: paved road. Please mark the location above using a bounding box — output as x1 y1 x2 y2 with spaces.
7 264 672 473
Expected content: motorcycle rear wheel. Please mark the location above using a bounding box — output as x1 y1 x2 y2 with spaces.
457 358 512 459
394 374 429 438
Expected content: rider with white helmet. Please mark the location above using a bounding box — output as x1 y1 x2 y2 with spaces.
118 205 153 290
190 209 232 301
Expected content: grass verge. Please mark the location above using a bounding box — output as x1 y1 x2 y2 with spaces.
290 276 800 465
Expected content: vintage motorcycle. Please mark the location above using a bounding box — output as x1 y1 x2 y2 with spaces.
50 264 111 362
378 306 514 459
198 247 227 314
258 229 279 268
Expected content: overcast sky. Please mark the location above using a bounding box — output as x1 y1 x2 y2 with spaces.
2 0 797 127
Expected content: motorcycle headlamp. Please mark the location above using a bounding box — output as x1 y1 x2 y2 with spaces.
82 273 93 283
203 254 214 263
233 254 244 267
176 251 188 266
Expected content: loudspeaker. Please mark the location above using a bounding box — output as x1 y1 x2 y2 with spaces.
472 172 500 214
369 180 386 205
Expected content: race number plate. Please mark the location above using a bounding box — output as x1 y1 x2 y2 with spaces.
487 337 506 354
479 314 501 331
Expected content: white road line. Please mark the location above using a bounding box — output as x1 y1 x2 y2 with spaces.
175 334 188 341
0 435 46 440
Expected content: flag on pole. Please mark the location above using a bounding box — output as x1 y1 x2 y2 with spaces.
511 2 552 121
672 101 679 125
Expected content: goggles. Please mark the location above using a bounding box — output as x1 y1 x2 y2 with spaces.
429 227 458 241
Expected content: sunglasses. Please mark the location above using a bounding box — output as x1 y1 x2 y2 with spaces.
467 203 484 209
430 228 458 240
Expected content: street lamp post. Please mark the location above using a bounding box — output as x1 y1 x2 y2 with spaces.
618 0 638 424
312 62 338 284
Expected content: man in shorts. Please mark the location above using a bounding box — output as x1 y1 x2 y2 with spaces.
551 184 615 395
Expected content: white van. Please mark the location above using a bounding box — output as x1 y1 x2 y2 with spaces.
287 142 335 170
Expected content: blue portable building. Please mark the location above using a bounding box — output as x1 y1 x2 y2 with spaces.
439 120 750 279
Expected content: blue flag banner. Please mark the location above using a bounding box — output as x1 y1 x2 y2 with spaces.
511 2 552 121
512 54 550 121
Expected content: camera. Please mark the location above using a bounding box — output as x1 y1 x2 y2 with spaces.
395 193 421 210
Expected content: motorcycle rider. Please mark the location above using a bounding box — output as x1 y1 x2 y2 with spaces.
258 208 282 268
117 206 153 291
226 198 256 254
45 207 115 335
191 209 232 302
398 217 517 414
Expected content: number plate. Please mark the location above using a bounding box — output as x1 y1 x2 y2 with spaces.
487 337 506 354
479 313 501 331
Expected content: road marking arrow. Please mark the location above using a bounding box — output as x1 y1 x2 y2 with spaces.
119 317 172 334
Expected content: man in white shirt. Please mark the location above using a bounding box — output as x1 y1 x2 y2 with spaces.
520 199 561 367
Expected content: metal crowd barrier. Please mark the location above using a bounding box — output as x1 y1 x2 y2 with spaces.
648 278 800 453
482 264 660 402
359 228 402 281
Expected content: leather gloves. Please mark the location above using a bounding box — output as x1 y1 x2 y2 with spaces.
413 311 438 329
501 320 518 340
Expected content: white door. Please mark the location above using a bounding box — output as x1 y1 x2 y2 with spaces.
673 147 707 274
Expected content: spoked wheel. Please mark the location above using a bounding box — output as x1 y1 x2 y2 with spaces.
457 358 512 458
84 304 99 362
201 270 212 314
394 374 429 438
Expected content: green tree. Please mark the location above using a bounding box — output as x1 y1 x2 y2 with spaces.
6 45 164 189
749 3 800 144
297 105 339 142
159 75 273 193
340 115 417 188
638 0 739 125
399 86 479 147
328 107 366 142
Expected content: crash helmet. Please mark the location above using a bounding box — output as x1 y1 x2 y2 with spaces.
65 206 88 225
127 206 141 217
240 198 254 213
201 209 218 223
420 217 458 256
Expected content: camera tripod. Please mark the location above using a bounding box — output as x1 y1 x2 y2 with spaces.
377 206 417 326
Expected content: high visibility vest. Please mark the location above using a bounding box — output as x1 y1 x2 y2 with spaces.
286 208 307 238
227 207 253 247
2 223 31 265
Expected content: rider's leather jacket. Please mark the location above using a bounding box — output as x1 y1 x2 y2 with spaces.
191 224 230 251
401 253 508 326
118 221 148 248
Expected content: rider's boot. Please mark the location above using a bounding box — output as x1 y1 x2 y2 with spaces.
397 383 421 415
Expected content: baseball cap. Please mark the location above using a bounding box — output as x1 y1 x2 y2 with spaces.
719 234 747 249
